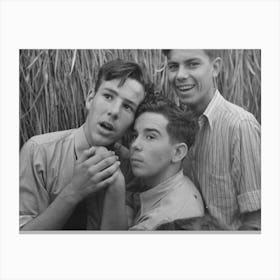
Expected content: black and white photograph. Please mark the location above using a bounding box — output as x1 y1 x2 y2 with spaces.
1 1 280 280
19 49 261 231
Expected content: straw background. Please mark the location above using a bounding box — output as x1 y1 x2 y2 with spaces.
19 49 261 148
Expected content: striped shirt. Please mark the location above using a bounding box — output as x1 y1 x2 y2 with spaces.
185 90 261 230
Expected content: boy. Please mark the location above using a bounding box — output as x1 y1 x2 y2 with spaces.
20 59 149 230
100 95 204 230
163 49 261 230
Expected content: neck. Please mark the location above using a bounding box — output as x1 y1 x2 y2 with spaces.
192 87 216 116
142 164 181 189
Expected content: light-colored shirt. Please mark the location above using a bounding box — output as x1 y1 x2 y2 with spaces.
19 126 131 230
127 170 204 230
185 90 261 230
19 126 90 229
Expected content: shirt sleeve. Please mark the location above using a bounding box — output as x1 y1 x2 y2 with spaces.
231 116 261 213
19 140 50 229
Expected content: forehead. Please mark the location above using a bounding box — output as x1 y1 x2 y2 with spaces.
97 78 145 104
134 112 169 132
168 49 209 61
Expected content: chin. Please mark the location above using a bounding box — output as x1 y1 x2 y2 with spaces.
93 135 115 147
132 168 146 178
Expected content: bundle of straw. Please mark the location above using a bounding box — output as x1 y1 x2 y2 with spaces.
19 49 261 148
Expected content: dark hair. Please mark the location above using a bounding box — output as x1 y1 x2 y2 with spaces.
162 49 220 61
135 93 198 148
95 59 152 95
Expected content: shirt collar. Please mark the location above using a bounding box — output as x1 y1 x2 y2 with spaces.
201 89 225 129
139 170 184 214
74 125 91 160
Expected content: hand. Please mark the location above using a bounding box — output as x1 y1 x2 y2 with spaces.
62 146 120 203
107 168 125 192
114 142 130 159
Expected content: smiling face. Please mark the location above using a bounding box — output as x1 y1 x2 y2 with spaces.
130 112 177 186
84 78 145 147
166 49 221 115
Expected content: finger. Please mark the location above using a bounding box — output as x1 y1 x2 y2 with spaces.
78 146 96 163
92 155 119 172
93 161 120 182
95 146 110 155
84 150 115 166
94 171 120 192
114 142 129 159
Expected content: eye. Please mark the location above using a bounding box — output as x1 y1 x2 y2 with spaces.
130 133 138 143
146 134 156 140
167 63 178 72
123 103 134 113
103 93 113 100
189 62 200 68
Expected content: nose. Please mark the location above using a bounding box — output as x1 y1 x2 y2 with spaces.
176 65 189 82
130 136 142 152
108 100 121 120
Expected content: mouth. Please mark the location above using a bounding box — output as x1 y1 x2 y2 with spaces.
175 84 195 92
130 157 143 163
98 121 115 132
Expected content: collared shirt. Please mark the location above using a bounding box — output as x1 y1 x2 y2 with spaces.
19 126 131 230
185 90 261 230
127 170 204 230
19 126 90 229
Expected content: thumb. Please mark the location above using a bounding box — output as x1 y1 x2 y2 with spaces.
114 142 130 159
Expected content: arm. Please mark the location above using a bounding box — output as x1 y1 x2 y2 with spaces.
232 118 261 228
21 188 82 230
21 146 120 230
100 170 128 230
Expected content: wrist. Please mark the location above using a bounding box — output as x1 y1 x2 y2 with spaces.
106 183 125 196
59 183 83 205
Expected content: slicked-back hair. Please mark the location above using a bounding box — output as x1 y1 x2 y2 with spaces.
162 49 220 61
95 59 152 95
135 93 198 148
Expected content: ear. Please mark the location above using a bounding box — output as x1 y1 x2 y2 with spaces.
212 57 223 78
85 88 95 111
171 142 188 163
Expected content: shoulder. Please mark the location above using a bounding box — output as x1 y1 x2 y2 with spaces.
179 175 203 200
159 176 204 219
220 99 258 124
27 129 76 146
212 100 260 135
20 129 76 160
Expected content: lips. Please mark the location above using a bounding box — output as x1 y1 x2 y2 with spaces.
99 121 115 132
130 157 143 163
176 84 195 91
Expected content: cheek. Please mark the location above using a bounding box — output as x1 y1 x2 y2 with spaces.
168 72 176 83
149 147 171 166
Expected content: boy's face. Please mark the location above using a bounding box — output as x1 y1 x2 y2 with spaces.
84 78 145 147
166 49 219 113
130 112 175 185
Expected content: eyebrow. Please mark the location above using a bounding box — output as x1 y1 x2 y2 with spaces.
132 127 161 135
168 58 201 64
103 88 138 109
143 128 162 135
